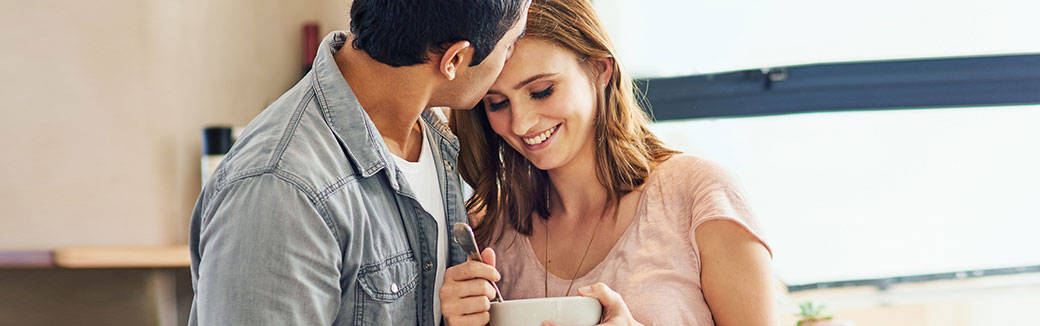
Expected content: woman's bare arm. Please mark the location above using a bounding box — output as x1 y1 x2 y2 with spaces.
696 219 778 326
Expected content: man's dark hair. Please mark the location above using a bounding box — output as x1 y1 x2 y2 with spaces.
349 0 526 67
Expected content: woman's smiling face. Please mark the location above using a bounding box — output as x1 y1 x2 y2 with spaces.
482 38 603 171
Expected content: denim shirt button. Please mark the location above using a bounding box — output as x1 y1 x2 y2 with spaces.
424 261 433 271
390 282 399 294
443 160 453 171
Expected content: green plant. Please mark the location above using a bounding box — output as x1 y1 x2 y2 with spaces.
795 301 833 326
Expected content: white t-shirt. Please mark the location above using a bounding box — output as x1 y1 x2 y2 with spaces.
390 122 447 325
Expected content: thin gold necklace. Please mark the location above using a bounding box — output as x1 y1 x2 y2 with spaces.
544 201 617 297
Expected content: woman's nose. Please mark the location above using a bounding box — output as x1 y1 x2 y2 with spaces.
510 104 539 137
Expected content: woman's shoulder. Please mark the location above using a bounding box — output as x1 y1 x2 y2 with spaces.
651 156 767 252
651 154 741 192
647 154 753 222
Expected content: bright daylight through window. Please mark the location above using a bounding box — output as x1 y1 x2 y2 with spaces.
593 0 1040 286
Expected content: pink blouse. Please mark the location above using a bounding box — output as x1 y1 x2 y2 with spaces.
490 155 771 325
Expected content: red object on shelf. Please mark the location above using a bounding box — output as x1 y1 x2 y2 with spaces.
302 22 320 77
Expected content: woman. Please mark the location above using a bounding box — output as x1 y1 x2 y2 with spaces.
440 0 776 325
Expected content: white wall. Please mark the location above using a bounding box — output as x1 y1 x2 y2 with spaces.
1 1 351 324
0 0 349 249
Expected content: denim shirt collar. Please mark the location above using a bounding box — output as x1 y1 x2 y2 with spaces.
310 32 460 191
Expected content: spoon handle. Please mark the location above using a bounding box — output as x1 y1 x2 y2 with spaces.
453 223 505 302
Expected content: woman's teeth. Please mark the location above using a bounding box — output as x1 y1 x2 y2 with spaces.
523 125 558 145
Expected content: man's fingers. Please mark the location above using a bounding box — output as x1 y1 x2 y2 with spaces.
449 311 491 326
446 261 501 282
454 279 497 299
441 279 498 303
441 261 501 326
444 295 492 316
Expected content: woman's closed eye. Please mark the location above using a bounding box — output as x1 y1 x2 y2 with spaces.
531 85 554 99
487 98 510 111
484 84 554 112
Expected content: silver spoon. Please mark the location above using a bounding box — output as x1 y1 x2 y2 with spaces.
452 222 504 302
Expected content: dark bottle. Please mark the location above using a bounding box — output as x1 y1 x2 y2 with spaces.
201 126 233 184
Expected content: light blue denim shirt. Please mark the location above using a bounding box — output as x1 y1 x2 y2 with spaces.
188 31 469 326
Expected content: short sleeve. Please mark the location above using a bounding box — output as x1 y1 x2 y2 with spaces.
658 156 772 262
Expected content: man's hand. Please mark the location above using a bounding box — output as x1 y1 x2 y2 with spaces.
440 248 500 326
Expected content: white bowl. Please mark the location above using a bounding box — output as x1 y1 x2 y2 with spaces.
489 296 602 326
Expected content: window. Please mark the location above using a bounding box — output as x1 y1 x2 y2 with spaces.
650 107 1040 286
593 0 1040 287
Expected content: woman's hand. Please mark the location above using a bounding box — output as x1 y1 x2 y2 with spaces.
440 248 501 326
542 282 644 326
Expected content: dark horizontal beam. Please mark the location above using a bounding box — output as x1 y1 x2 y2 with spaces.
787 264 1040 293
639 54 1040 120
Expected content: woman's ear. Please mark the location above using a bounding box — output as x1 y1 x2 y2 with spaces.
591 57 615 87
439 41 472 81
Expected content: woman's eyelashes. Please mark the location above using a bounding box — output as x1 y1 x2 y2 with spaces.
531 85 554 99
487 98 509 111
485 84 555 112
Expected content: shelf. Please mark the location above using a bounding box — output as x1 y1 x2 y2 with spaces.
53 245 190 268
1 246 190 269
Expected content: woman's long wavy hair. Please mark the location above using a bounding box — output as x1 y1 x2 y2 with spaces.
450 0 678 247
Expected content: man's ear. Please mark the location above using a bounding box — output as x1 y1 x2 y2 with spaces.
439 41 472 81
590 57 615 87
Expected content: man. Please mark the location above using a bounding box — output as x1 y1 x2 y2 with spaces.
188 0 529 324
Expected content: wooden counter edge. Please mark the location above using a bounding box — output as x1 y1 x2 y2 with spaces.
53 245 190 268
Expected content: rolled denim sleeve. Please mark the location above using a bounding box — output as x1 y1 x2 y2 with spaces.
192 173 342 325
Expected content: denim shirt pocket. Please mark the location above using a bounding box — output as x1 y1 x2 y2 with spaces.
355 252 420 325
